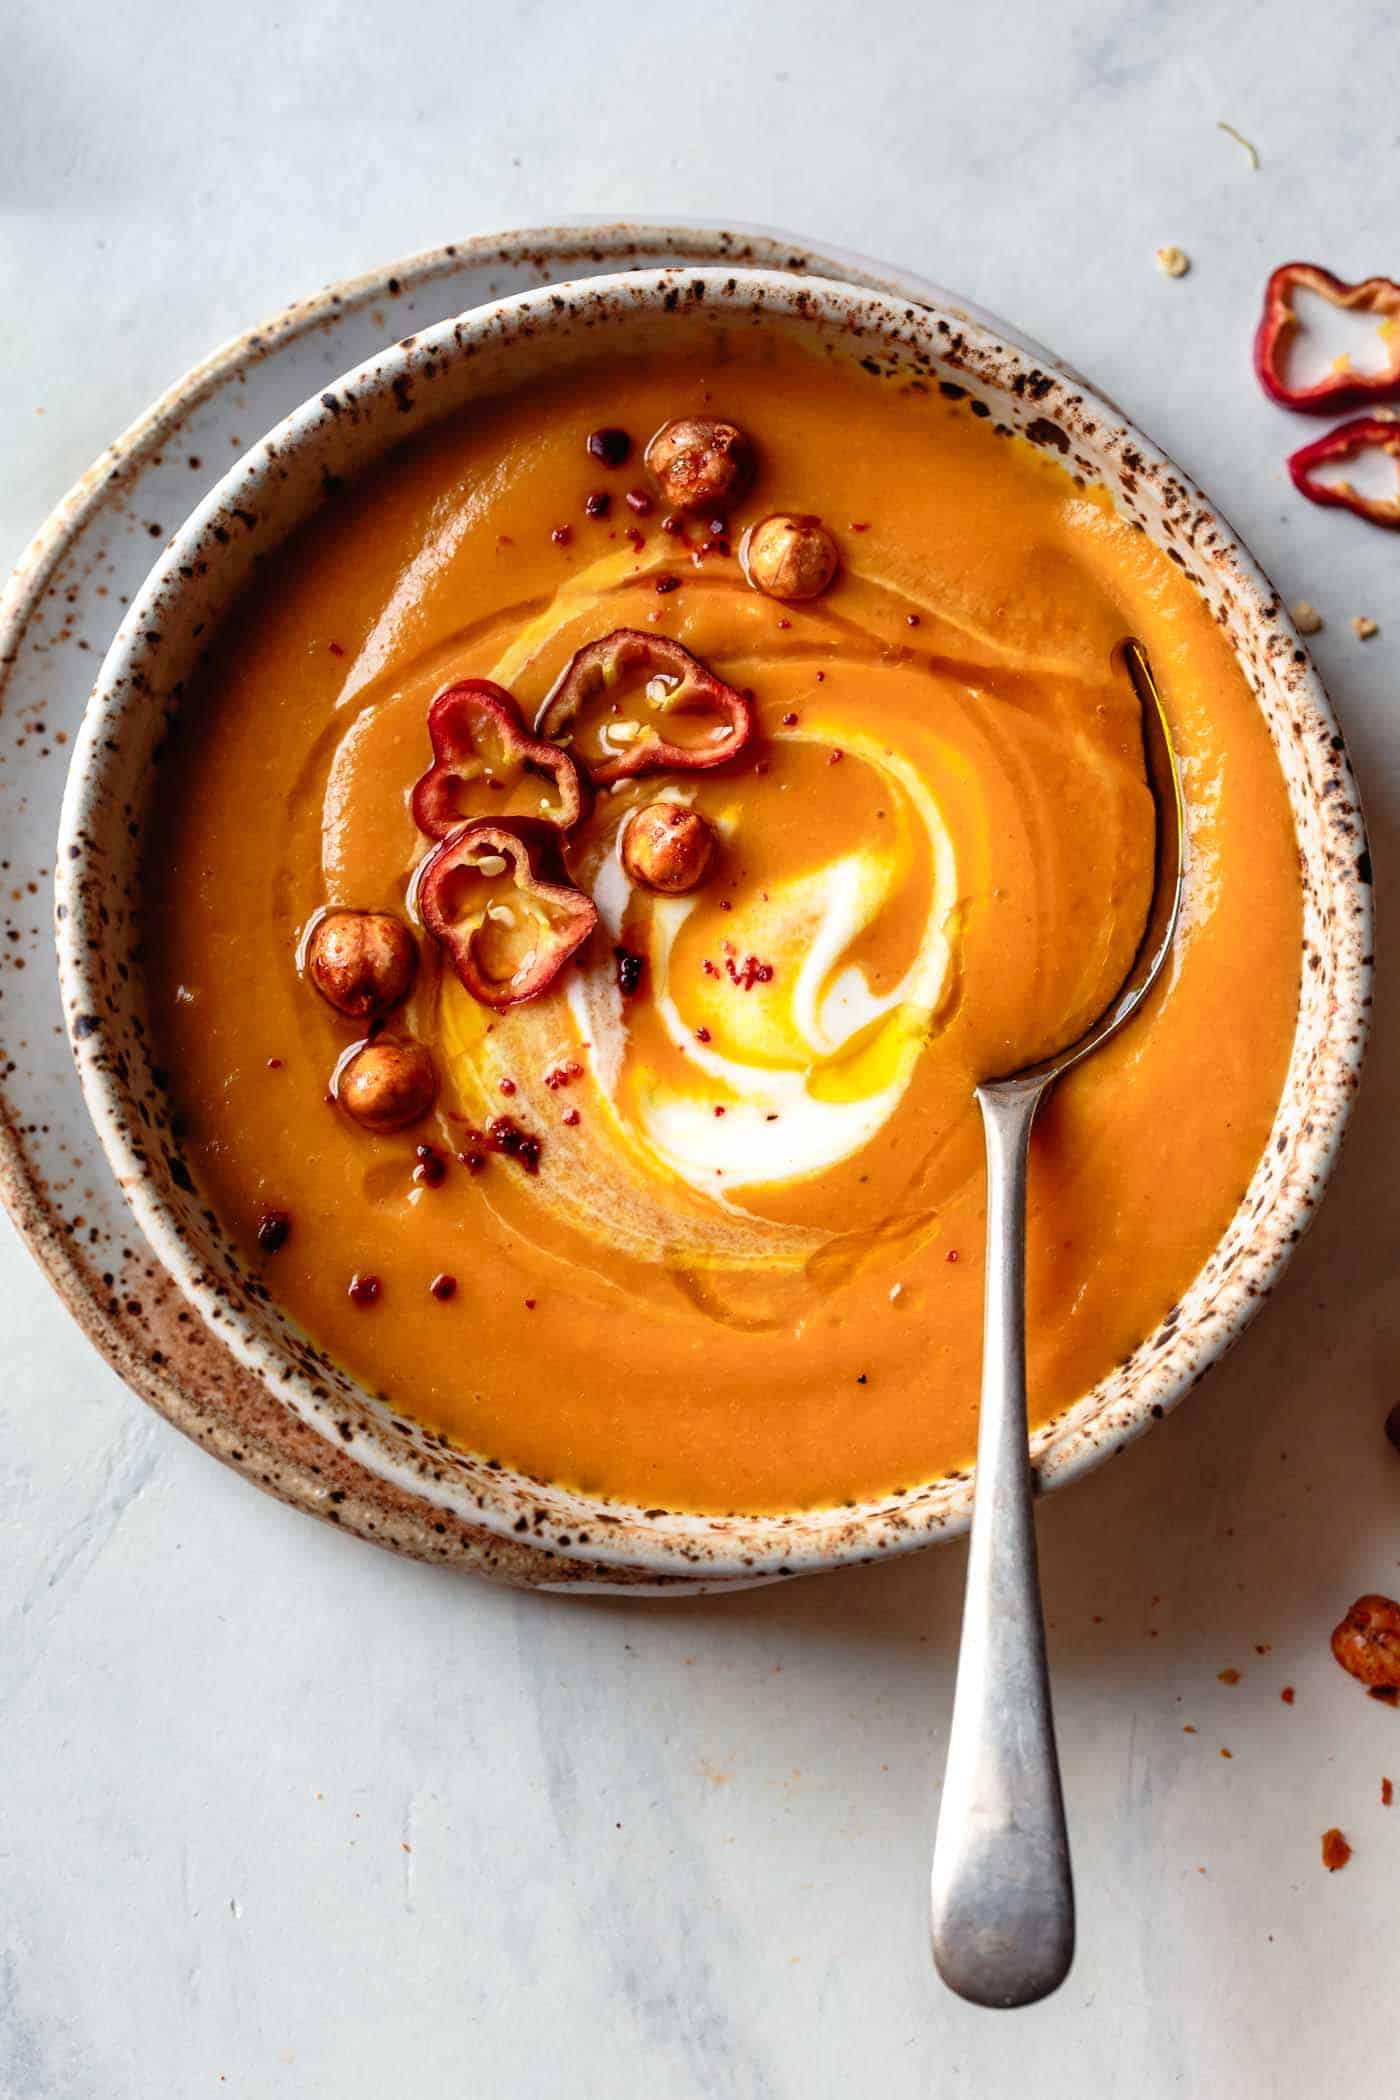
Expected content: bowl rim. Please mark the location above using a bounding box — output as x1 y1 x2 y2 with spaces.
54 260 1372 1580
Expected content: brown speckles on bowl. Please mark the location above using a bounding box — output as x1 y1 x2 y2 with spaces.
9 225 1375 1588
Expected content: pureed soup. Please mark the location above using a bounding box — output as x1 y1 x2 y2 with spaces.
148 327 1302 1514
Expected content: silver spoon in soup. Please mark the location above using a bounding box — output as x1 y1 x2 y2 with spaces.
930 639 1184 2008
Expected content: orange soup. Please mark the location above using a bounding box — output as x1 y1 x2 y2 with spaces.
147 331 1301 1512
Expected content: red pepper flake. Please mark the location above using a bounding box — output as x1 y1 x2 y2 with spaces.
828 748 844 765
429 1272 457 1301
701 959 720 977
615 945 646 998
695 1025 711 1043
1218 1668 1241 1685
625 488 652 515
781 711 799 726
328 640 345 656
585 491 611 520
1383 1777 1394 1807
719 899 733 912
815 670 826 683
655 573 680 594
413 1143 447 1188
1321 1827 1351 1872
1255 1642 1272 1655
562 1107 581 1127
1183 1724 1197 1734
348 1273 382 1307
1281 1685 1296 1704
524 1297 537 1310
776 617 792 630
266 1057 283 1070
857 1373 868 1385
946 1249 960 1264
625 526 645 552
256 1209 291 1253
905 614 920 628
586 427 631 467
487 1116 542 1174
551 525 572 547
661 513 686 537
713 1104 726 1117
725 953 774 990
850 520 871 532
498 1077 517 1096
544 1061 583 1089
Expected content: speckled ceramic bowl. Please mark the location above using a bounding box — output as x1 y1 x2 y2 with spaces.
55 265 1371 1586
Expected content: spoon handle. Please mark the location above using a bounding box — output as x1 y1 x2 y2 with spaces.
930 1077 1075 2008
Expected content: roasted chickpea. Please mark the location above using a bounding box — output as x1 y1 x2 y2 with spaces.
743 513 839 602
336 1037 437 1134
645 417 754 515
622 801 717 894
306 909 417 1020
1331 1593 1400 1689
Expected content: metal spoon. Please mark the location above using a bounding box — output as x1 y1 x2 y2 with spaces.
930 639 1184 2009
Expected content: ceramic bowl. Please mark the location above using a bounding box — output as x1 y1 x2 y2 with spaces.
55 265 1371 1584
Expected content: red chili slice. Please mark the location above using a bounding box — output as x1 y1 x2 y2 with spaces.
1254 263 1400 414
535 630 752 785
415 820 598 1008
411 680 587 839
1288 417 1400 531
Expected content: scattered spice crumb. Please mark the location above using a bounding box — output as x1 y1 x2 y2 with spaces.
1220 1747 1233 1759
1156 245 1191 279
946 1248 960 1264
1353 616 1380 641
1217 120 1261 169
524 1297 536 1311
1321 1827 1351 1872
1292 600 1323 635
1255 1642 1272 1655
1218 1668 1241 1685
1383 1777 1394 1807
1281 1686 1296 1704
1183 1724 1197 1734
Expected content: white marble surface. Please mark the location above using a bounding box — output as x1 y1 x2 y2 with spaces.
4 1 1399 2092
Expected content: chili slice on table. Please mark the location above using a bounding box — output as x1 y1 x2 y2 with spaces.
414 820 598 1008
1254 263 1400 414
411 680 588 839
535 629 752 785
1287 417 1400 532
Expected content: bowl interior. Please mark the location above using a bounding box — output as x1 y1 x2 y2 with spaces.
55 266 1370 1579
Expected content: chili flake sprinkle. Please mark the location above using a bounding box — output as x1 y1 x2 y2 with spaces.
348 1273 382 1307
725 954 774 990
429 1273 457 1301
1321 1827 1351 1872
486 1116 542 1175
256 1209 291 1253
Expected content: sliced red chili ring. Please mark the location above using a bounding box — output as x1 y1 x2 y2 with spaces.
1255 263 1400 414
535 629 752 785
1288 417 1400 531
414 820 598 1008
411 679 588 840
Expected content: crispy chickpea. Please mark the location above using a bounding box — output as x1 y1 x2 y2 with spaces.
622 801 717 894
306 909 417 1020
645 417 754 514
743 513 839 602
1331 1593 1400 1689
336 1038 437 1135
